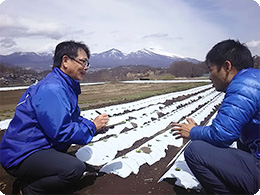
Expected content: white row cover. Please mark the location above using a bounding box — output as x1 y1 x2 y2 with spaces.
76 86 219 165
76 85 225 185
80 85 216 142
0 119 12 131
81 84 212 118
0 84 212 131
97 94 224 178
121 80 210 84
158 111 239 191
157 112 218 190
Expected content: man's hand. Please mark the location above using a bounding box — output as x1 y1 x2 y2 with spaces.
93 113 109 132
171 117 197 139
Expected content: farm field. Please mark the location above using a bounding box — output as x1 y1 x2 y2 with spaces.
0 81 223 195
0 81 208 121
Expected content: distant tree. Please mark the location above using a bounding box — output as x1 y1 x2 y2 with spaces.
253 55 260 69
168 61 208 77
196 61 208 76
82 65 164 82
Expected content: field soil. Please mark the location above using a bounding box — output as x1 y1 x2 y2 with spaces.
0 82 208 194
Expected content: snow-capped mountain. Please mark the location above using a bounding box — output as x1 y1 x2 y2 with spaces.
94 48 126 59
90 48 199 69
0 52 53 72
0 48 199 71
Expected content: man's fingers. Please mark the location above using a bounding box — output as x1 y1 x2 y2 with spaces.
186 117 197 125
171 127 182 131
172 131 183 139
171 123 183 127
101 113 108 117
172 131 181 136
175 135 183 139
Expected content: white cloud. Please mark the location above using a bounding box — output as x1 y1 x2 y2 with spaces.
246 40 260 48
0 0 259 59
245 40 260 57
0 38 16 48
0 14 73 39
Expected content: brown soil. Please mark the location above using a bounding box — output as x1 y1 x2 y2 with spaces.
0 82 209 194
0 129 202 195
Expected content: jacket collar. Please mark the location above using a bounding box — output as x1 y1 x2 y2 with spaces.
53 67 81 95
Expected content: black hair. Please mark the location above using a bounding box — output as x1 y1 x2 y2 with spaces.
206 39 254 71
52 40 90 69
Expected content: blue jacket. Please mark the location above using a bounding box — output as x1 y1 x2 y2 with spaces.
190 68 260 159
0 68 97 169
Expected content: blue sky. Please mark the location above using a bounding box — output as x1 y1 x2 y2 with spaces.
0 0 259 60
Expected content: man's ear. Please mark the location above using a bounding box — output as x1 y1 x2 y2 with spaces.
223 60 232 73
61 55 69 69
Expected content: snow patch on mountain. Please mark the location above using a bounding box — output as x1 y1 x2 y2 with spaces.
146 48 184 58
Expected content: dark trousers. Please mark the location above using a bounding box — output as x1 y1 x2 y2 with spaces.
184 140 260 194
7 148 86 194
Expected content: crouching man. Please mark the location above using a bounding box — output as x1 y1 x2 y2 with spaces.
172 39 260 194
0 41 109 194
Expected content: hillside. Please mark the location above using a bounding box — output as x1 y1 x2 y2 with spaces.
0 62 208 87
0 63 48 86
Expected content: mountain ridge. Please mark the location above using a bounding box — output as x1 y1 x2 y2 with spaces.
0 48 200 72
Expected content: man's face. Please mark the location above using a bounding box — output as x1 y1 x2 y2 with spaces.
208 63 229 92
64 48 89 80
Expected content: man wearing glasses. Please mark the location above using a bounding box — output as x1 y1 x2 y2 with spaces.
0 41 109 194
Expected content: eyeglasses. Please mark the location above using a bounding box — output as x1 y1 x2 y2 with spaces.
68 56 90 68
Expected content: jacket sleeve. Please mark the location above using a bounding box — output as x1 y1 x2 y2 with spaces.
190 80 259 147
32 84 97 147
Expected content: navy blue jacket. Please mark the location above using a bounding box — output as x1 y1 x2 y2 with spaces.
190 68 260 159
0 68 97 169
